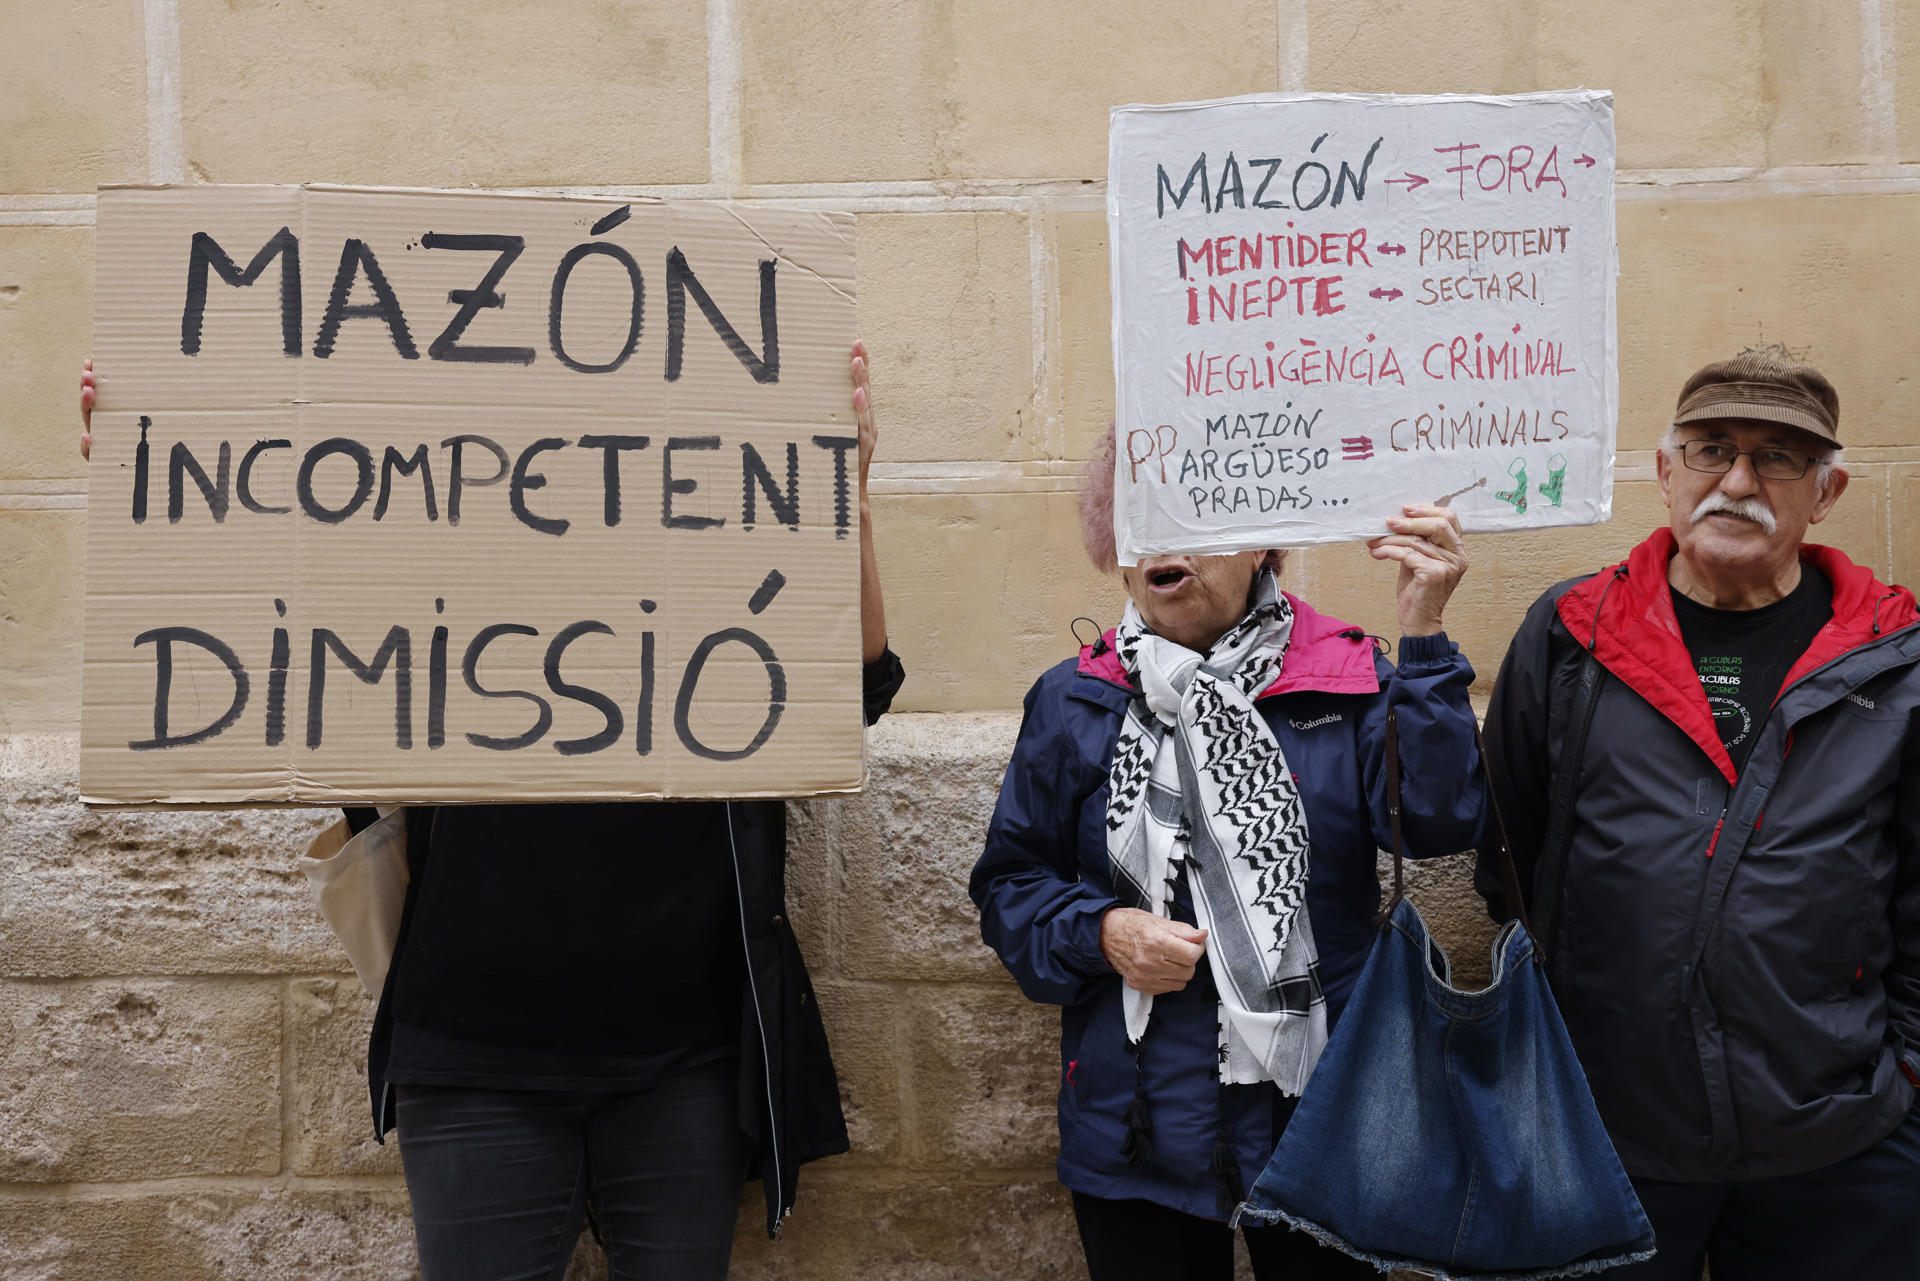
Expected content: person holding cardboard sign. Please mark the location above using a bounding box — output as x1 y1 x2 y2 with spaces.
83 345 903 1281
970 429 1484 1280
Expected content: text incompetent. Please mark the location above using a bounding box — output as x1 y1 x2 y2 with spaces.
84 186 861 806
1108 91 1617 560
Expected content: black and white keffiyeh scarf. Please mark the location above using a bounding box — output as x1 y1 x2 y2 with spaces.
1106 568 1328 1099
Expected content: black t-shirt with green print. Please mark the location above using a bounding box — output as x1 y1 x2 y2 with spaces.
1670 563 1832 774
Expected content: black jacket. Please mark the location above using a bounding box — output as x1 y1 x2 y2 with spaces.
356 648 904 1237
1479 532 1920 1182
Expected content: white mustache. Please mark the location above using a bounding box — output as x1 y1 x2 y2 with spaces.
1692 492 1778 535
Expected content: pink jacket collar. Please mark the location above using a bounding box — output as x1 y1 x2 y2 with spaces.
1075 592 1382 698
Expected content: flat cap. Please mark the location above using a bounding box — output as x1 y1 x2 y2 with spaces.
1674 346 1839 445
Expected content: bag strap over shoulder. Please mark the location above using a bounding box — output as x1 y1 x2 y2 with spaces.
1376 708 1537 960
1378 708 1406 926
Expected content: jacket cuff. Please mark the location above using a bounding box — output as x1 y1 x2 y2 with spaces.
1900 1046 1920 1094
861 646 906 726
1397 631 1458 667
1065 898 1118 976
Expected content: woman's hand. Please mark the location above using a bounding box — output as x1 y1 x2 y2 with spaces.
1100 907 1208 995
1366 502 1468 637
850 340 888 664
851 339 876 495
80 358 95 460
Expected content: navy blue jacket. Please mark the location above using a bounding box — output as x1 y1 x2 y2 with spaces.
970 598 1485 1218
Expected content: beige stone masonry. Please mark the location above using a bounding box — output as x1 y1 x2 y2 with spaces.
872 491 1126 713
1616 195 1920 452
0 227 95 483
177 0 712 187
903 985 1061 1170
1309 0 1873 170
725 1175 1082 1280
285 979 400 1178
1901 0 1920 162
1894 465 1920 587
0 1186 418 1280
0 736 339 975
741 0 1279 184
857 213 1040 463
0 977 281 1182
0 0 148 193
805 980 910 1167
1304 0 1542 103
0 511 86 736
825 714 1023 978
1051 210 1118 462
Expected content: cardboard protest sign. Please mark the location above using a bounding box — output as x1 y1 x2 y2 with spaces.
1108 91 1616 559
83 186 861 806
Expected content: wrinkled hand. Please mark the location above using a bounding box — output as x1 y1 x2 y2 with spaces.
79 358 95 460
850 339 876 496
1100 907 1208 995
1366 502 1468 637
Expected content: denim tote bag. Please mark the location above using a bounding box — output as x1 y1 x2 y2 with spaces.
1234 717 1655 1280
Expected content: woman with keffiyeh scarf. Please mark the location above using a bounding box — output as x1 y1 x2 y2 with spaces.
970 433 1486 1281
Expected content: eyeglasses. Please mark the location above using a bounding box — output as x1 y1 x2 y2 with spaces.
1677 439 1817 481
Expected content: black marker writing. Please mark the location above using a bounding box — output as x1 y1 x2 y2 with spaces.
181 228 301 357
421 232 535 365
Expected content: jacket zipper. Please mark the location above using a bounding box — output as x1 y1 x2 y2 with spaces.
725 801 785 1236
1769 621 1920 715
1699 623 1920 856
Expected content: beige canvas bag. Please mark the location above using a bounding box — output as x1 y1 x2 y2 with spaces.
300 807 410 996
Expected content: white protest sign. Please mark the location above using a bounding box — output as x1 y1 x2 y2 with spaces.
1108 91 1616 560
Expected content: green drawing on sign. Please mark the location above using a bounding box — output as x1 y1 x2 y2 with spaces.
1493 457 1528 514
1538 453 1567 507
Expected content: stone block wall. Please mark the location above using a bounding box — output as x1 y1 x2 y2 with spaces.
5 1 1919 1276
2 719 1483 1278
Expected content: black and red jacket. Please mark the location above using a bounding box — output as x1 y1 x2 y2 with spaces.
1480 529 1920 1182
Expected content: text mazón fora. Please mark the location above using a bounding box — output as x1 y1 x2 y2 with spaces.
1150 137 1577 221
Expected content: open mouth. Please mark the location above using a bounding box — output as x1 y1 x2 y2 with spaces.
1146 564 1192 592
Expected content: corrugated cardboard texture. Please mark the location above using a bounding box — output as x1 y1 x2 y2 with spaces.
84 187 861 805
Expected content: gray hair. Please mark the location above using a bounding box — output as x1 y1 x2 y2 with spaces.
1658 423 1843 488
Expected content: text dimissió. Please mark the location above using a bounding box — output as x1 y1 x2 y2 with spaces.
130 595 795 762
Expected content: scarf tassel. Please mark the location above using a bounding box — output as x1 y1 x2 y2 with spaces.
1119 1038 1153 1168
1210 1141 1243 1221
1210 1083 1245 1221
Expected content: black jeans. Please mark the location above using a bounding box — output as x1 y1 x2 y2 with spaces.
1603 1108 1920 1280
1071 1191 1376 1281
395 1057 743 1281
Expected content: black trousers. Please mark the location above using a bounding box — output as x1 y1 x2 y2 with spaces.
1072 1191 1376 1281
395 1057 743 1281
1603 1108 1920 1281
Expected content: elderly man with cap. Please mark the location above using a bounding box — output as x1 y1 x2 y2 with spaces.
1478 346 1920 1280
